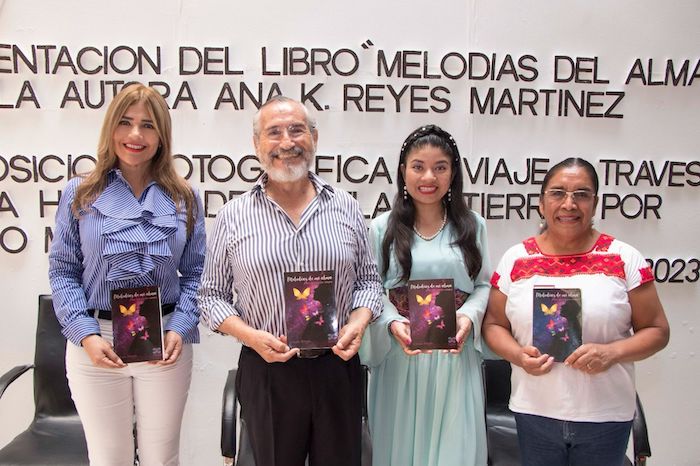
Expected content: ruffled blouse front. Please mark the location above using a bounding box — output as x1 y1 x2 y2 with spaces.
92 176 178 284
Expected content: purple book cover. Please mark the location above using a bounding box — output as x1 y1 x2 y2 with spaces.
284 270 338 350
111 286 164 363
407 279 457 350
532 287 582 362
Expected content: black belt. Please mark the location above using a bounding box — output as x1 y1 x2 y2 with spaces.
88 303 175 320
297 348 332 359
241 345 332 359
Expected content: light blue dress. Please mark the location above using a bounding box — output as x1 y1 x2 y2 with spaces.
360 211 491 466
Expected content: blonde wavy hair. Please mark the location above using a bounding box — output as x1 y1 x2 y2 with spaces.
72 83 196 235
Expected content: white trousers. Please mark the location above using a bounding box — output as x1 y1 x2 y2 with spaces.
65 319 193 466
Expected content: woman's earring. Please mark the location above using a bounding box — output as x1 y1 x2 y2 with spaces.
403 186 408 201
447 188 452 203
539 219 547 230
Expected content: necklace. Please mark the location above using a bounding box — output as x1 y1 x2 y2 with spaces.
413 210 447 241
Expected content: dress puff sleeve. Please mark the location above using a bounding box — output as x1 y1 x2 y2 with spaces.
456 212 492 354
359 214 406 368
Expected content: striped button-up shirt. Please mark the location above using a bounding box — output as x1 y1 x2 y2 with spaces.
198 172 383 336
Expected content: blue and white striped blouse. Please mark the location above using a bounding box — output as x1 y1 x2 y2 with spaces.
49 169 206 346
198 172 383 336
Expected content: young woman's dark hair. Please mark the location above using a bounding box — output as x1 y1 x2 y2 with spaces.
540 157 600 195
381 125 482 284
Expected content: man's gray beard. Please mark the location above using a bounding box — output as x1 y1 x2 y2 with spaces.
262 152 313 183
266 162 309 183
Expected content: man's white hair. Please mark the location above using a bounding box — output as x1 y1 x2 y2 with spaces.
252 95 317 138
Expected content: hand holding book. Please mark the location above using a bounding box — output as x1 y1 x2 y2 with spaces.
447 314 473 354
240 324 299 363
150 331 183 365
389 320 421 356
390 315 470 355
515 345 555 376
564 342 618 374
332 307 373 361
80 334 126 369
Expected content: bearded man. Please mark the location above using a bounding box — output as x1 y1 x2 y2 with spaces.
198 96 382 466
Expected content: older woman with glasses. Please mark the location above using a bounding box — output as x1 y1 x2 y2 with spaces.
482 157 669 466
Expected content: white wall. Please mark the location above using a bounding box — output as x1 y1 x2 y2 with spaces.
1 1 698 464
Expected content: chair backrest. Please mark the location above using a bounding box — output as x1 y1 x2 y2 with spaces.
483 359 512 406
33 295 78 418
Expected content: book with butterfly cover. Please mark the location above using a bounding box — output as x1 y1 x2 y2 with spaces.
111 286 164 363
532 287 582 362
407 278 458 350
284 270 338 350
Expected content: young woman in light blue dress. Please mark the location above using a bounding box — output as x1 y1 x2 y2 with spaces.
360 125 491 466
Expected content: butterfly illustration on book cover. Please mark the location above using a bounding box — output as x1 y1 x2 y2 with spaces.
532 288 582 362
111 287 164 363
284 271 338 349
407 279 457 350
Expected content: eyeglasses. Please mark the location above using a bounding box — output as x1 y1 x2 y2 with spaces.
543 189 595 202
263 124 311 141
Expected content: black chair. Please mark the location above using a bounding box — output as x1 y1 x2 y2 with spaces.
220 369 254 466
221 364 372 466
483 359 651 466
0 295 89 465
483 359 521 466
